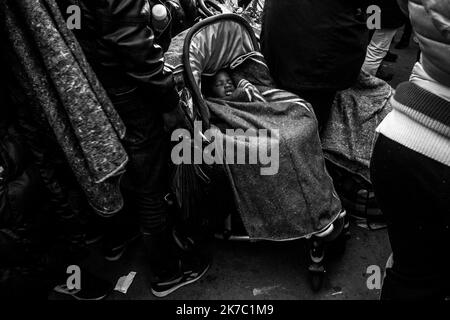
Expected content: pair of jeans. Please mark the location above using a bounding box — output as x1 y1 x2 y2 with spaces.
370 134 450 300
362 28 399 75
109 88 170 237
108 88 183 279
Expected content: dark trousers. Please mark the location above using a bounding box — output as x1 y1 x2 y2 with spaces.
111 90 170 236
398 21 412 45
108 89 181 277
370 134 450 300
294 89 336 131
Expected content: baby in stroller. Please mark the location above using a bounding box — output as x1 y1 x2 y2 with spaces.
204 68 265 103
165 13 346 291
204 69 236 98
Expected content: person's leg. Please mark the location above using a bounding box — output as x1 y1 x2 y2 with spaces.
395 21 412 49
370 135 450 300
108 90 176 270
109 89 210 296
101 201 140 261
12 99 113 299
122 115 178 277
362 28 399 75
294 89 336 132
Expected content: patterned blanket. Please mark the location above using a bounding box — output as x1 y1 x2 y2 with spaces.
321 72 394 183
166 24 342 240
205 56 342 240
1 0 128 216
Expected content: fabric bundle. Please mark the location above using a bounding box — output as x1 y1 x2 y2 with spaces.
1 0 128 216
321 71 394 183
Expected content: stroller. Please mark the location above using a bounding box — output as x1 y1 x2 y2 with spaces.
165 14 348 291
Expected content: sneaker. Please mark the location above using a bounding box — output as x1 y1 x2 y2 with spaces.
151 256 210 298
53 269 112 300
103 233 140 261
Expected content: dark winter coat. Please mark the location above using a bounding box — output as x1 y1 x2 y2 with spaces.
261 0 369 92
58 0 180 113
375 0 407 29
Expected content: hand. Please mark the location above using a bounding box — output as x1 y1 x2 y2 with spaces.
162 102 186 132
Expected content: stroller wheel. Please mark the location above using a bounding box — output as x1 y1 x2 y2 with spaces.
325 214 351 259
309 270 325 292
308 260 326 292
306 238 326 292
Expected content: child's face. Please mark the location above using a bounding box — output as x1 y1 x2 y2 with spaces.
211 71 235 98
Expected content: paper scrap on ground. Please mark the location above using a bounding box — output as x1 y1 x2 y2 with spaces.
253 285 280 296
114 271 137 294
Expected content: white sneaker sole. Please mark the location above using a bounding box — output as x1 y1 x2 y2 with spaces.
151 264 210 298
53 285 108 301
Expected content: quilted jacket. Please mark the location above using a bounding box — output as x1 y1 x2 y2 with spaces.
398 0 450 87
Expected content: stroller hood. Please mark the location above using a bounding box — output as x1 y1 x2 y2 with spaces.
165 14 260 126
187 15 258 87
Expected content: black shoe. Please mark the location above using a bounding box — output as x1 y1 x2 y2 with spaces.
151 256 210 298
384 51 398 63
103 233 140 261
53 269 112 300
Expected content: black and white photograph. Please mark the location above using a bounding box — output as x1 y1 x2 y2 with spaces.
0 0 449 307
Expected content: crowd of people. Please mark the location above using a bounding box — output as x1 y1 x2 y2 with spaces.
0 0 449 300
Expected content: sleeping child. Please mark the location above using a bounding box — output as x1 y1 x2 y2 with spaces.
208 69 236 98
204 69 266 103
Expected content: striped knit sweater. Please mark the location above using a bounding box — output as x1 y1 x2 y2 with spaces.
376 81 450 167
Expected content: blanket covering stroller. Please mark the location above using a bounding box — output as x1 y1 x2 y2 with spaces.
165 14 342 241
322 72 394 184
